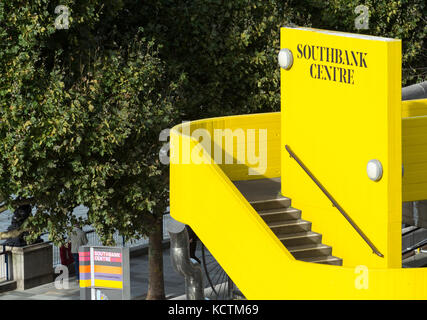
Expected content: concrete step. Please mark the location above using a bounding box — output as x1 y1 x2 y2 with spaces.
268 219 312 234
277 231 322 247
258 207 302 223
299 255 343 266
287 243 332 259
250 197 291 211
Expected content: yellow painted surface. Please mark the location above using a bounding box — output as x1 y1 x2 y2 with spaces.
281 27 402 268
170 113 427 299
402 99 427 201
172 113 281 180
80 279 123 289
402 98 427 118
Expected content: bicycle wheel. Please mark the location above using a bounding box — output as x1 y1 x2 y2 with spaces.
201 243 232 300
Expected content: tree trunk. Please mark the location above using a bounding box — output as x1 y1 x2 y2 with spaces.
146 217 166 300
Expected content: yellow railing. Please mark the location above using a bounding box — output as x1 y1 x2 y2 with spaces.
170 110 427 299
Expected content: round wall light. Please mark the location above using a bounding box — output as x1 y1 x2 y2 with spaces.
367 160 383 182
278 48 293 70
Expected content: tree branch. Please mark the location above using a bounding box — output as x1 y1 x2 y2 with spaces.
0 228 27 240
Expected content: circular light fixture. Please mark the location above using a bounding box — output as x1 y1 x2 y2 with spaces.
367 160 383 182
278 48 293 70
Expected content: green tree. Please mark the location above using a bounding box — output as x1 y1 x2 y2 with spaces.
0 0 182 299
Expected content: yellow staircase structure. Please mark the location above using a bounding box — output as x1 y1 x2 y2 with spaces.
170 27 427 299
170 100 427 299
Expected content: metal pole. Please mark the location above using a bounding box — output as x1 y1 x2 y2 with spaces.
3 245 8 281
402 81 427 101
167 218 204 300
227 276 234 300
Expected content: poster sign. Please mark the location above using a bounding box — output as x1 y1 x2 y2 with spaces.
79 246 130 300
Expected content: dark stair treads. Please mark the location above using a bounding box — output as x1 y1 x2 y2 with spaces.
250 197 291 211
299 255 343 266
278 231 322 247
268 219 312 234
258 207 302 223
287 243 333 259
234 178 343 266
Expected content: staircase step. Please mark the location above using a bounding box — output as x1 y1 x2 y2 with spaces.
299 255 343 266
268 219 312 234
250 197 291 211
258 207 302 223
278 231 322 247
287 243 332 259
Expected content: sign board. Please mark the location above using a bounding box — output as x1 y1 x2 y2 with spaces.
79 246 130 300
281 27 402 268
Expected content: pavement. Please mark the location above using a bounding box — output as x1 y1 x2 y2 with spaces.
0 246 205 300
403 251 427 268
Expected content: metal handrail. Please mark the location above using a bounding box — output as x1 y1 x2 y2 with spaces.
285 145 384 258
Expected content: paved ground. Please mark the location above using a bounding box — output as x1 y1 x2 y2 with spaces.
403 251 427 268
0 246 206 300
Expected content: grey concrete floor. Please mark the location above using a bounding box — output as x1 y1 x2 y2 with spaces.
0 246 206 300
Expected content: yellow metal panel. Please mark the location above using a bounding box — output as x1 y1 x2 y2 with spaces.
402 99 427 118
79 279 123 289
281 27 402 268
402 109 427 201
94 279 123 289
79 279 91 288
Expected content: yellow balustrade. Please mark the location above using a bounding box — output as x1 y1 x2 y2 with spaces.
402 99 427 202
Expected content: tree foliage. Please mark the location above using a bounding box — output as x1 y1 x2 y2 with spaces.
324 0 427 85
0 1 181 245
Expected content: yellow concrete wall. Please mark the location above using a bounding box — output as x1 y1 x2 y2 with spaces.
170 115 427 299
281 27 402 268
402 98 427 118
402 99 427 201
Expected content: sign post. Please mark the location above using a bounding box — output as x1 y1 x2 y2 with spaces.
79 246 130 300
